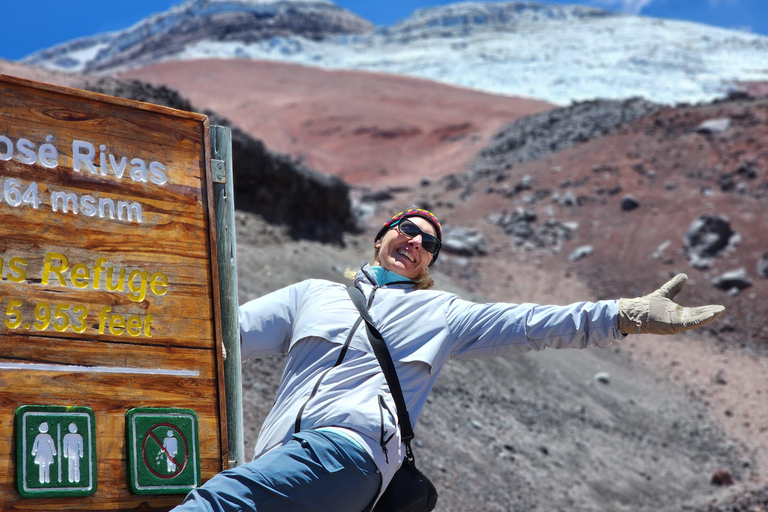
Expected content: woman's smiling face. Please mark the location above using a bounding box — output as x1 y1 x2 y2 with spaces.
373 216 435 279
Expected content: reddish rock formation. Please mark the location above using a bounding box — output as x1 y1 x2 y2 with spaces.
119 59 553 186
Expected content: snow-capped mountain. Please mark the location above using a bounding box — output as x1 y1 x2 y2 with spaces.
22 0 768 105
23 0 372 74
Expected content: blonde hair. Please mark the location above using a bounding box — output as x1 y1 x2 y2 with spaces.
412 268 435 290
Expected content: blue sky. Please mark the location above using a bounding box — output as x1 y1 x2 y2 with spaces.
1 0 765 61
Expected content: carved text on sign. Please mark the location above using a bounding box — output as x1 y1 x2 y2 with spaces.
0 133 171 225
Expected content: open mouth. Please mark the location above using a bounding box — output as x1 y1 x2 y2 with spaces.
397 248 415 263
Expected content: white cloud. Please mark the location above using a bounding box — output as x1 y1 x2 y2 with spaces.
592 0 656 15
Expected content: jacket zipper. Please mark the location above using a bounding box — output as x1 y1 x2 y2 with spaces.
293 283 378 434
379 394 396 463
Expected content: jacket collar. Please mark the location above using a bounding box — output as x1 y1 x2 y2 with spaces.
357 263 415 288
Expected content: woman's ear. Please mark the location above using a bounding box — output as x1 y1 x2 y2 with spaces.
374 240 381 249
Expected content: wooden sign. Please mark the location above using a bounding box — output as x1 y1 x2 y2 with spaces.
0 74 227 510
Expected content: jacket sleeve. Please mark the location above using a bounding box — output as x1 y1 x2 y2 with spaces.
238 282 303 359
444 296 625 360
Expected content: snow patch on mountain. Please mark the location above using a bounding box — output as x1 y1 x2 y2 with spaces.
173 12 768 105
22 1 768 106
23 0 371 74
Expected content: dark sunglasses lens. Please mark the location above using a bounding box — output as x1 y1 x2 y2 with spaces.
422 239 439 253
398 220 439 253
398 220 420 237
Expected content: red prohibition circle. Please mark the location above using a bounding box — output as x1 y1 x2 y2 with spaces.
141 422 189 479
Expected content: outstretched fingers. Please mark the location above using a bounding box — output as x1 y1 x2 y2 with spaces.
650 273 688 300
680 304 725 330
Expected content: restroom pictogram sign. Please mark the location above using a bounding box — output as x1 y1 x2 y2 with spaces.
15 405 97 498
126 407 200 495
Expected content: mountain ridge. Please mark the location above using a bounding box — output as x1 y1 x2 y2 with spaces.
23 0 372 74
21 1 768 105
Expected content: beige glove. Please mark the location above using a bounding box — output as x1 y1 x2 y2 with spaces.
618 274 724 335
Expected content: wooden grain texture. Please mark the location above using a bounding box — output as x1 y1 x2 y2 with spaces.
0 75 226 510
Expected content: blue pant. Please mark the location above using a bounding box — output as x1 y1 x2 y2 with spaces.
173 430 381 512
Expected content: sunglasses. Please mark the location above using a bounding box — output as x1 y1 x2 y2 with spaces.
393 219 442 255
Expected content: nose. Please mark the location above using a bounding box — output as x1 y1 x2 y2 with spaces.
409 234 423 250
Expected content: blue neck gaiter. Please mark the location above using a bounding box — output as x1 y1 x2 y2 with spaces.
369 265 414 287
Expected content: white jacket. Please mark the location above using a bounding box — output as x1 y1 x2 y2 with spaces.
239 264 625 494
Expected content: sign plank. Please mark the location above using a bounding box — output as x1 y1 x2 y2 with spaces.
0 74 226 510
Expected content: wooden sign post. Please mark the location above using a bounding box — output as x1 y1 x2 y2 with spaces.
0 74 228 510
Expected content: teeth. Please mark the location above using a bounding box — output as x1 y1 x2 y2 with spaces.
398 249 415 262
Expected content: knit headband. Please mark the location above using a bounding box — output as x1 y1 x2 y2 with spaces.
374 208 443 264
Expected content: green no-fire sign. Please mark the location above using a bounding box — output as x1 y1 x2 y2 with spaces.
126 407 201 495
15 405 97 498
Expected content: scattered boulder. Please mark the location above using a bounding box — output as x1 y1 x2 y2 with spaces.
714 369 727 385
594 372 611 384
735 160 758 180
712 268 753 292
620 194 640 211
442 227 488 256
441 174 464 191
682 214 737 269
696 118 731 134
490 209 577 250
716 174 735 192
596 184 623 196
490 208 537 242
515 175 533 193
569 245 594 262
715 160 760 194
757 251 768 279
710 468 735 486
557 190 580 207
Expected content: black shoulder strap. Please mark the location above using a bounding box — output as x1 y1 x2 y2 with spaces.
347 285 415 444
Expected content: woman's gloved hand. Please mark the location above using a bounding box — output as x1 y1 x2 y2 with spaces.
618 274 724 335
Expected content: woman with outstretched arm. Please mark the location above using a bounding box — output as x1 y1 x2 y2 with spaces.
173 208 723 512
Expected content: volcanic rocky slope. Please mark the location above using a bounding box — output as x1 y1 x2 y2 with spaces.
233 90 768 511
82 76 355 241
446 92 768 350
343 92 768 511
474 97 663 169
3 60 768 510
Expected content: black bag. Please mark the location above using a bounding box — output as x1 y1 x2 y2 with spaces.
348 286 438 512
374 454 438 512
